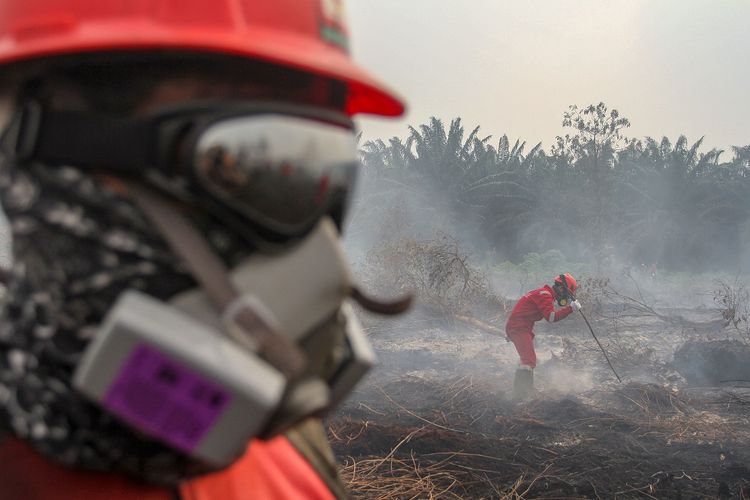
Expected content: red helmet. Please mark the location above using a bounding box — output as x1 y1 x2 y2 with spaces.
0 0 404 117
554 273 577 295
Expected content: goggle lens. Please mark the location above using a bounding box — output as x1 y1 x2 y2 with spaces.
193 115 357 236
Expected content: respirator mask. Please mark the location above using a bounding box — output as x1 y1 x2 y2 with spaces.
2 100 410 467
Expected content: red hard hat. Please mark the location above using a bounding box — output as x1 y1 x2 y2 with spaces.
554 273 577 294
0 0 404 117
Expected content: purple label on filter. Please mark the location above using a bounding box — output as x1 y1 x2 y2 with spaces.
103 344 232 453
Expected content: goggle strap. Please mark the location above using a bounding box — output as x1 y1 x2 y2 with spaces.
128 182 305 380
3 102 154 171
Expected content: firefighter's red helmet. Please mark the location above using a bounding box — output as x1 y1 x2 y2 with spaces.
554 273 577 294
0 0 404 117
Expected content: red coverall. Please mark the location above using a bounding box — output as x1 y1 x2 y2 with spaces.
0 436 335 500
505 285 573 368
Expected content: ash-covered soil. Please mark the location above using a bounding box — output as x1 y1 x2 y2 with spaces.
328 306 750 499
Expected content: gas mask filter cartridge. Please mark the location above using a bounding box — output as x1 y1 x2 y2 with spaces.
72 290 285 467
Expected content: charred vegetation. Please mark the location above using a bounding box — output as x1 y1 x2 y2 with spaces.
335 104 750 498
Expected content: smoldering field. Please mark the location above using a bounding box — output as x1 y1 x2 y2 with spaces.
329 110 750 499
331 265 750 499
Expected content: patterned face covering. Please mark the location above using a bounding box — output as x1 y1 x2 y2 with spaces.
0 159 251 484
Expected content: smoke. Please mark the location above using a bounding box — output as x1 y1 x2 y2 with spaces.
343 162 493 269
343 127 750 405
538 363 595 394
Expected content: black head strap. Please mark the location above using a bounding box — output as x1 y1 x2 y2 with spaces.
2 102 155 172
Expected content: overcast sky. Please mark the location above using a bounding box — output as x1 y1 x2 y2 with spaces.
348 0 750 154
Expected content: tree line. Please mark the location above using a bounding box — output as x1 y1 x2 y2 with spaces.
356 103 750 272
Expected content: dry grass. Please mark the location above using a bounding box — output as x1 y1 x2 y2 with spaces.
331 379 750 499
339 444 552 500
713 278 750 342
361 235 508 317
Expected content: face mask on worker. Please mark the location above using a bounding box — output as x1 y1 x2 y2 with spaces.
1 99 410 467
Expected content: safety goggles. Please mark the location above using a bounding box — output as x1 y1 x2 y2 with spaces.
2 101 358 240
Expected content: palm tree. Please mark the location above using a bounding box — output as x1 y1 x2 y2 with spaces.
350 110 750 272
615 135 734 268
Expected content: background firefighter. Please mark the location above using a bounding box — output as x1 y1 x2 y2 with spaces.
505 273 582 399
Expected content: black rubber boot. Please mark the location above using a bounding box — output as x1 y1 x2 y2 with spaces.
512 368 534 401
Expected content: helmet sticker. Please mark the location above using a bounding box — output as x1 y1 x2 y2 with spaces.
320 0 350 51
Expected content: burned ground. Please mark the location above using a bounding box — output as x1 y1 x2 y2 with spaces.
328 302 750 499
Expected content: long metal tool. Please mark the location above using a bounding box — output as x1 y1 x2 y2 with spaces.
558 274 622 383
578 309 622 383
